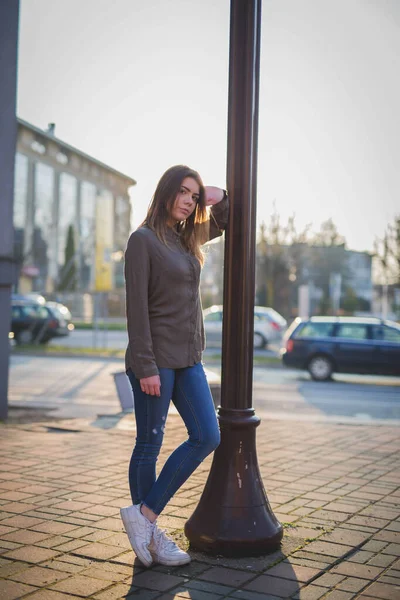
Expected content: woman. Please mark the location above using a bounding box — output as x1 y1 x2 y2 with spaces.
121 165 229 567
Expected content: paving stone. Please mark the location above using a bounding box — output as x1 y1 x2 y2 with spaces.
361 581 400 599
291 584 335 599
373 530 400 543
34 535 75 548
301 541 353 558
126 569 186 592
93 583 139 599
230 590 281 600
265 562 320 583
361 540 388 552
243 574 301 597
0 515 46 528
1 529 51 544
50 573 114 596
382 543 400 555
11 590 82 599
183 578 235 596
157 591 223 600
312 573 345 588
2 545 61 564
379 575 400 585
170 561 210 578
40 560 85 574
29 521 78 535
323 591 354 599
0 560 32 577
347 550 375 564
0 579 37 599
331 561 384 580
10 565 70 586
197 566 254 587
336 576 369 592
368 554 397 568
72 541 126 560
99 532 131 548
320 528 370 547
1 502 38 514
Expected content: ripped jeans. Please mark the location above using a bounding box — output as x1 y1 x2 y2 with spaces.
127 362 220 515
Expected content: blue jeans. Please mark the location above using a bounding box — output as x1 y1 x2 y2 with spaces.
127 362 220 515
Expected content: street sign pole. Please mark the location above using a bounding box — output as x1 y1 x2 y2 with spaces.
0 0 19 421
185 0 283 555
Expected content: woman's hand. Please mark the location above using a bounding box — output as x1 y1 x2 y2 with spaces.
140 375 161 397
204 186 225 206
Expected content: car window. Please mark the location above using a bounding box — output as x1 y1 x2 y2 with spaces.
295 322 335 338
336 324 369 340
20 305 40 318
37 306 50 319
254 313 269 322
372 325 400 343
12 307 21 318
204 311 221 322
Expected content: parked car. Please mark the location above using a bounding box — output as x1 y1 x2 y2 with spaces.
11 301 71 345
45 301 74 331
203 305 287 349
281 316 400 380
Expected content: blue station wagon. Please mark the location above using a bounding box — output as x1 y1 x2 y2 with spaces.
281 316 400 381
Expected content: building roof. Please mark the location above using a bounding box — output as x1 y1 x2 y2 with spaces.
17 117 136 186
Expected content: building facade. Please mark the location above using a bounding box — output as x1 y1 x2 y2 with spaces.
13 119 136 294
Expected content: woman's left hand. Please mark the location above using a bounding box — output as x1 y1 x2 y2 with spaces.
204 186 225 206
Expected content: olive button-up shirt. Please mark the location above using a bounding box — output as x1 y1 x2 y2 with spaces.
124 197 229 380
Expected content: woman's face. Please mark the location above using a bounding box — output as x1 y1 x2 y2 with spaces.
169 177 200 224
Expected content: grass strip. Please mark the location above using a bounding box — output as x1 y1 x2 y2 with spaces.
73 321 126 331
12 345 125 358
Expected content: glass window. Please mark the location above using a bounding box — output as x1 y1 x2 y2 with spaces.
34 162 55 291
14 153 28 229
373 325 400 343
58 173 78 290
204 311 222 322
13 153 29 266
336 324 369 340
80 181 96 290
296 321 335 338
114 195 129 289
94 190 114 291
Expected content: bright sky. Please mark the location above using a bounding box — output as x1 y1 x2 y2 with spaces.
17 0 399 253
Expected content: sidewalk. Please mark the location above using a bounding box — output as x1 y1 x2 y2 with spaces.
1 364 400 599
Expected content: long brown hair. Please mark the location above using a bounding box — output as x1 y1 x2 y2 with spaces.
142 165 209 265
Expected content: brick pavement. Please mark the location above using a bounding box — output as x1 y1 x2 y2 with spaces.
1 409 400 599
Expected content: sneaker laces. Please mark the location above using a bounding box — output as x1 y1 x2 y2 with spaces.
153 525 177 552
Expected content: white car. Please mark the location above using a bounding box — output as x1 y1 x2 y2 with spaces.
203 305 287 349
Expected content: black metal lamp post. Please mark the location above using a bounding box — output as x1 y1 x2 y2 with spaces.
185 0 283 556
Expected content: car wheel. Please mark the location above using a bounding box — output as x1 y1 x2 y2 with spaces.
15 330 33 345
308 355 333 381
253 332 266 349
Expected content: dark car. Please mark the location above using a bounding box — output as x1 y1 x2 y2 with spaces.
281 316 400 381
11 301 70 345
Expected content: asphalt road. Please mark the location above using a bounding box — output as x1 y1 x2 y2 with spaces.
227 366 400 424
48 329 280 356
8 354 400 425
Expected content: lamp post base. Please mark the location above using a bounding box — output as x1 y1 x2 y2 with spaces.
184 408 283 557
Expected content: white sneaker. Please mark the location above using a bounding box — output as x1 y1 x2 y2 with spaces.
120 504 154 567
149 525 191 566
